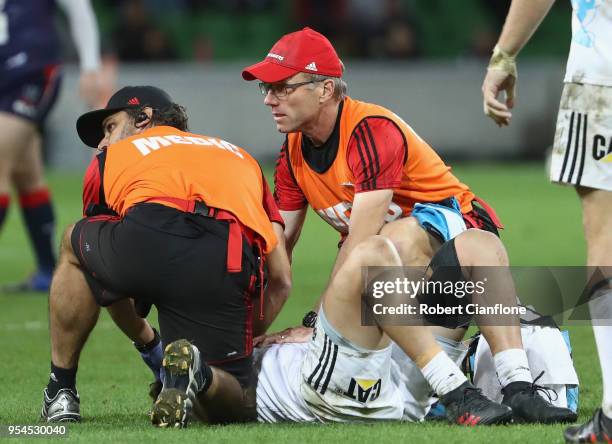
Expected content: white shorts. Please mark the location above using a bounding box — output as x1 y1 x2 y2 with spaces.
256 309 404 423
550 83 612 191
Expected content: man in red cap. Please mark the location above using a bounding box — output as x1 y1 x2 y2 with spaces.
242 27 576 425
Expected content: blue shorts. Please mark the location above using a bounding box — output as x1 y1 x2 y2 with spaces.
0 64 62 126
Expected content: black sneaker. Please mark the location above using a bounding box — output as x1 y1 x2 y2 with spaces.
40 388 80 422
440 381 513 426
150 339 209 428
502 372 577 424
564 409 611 443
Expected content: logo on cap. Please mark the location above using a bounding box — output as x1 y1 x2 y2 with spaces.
305 62 318 71
127 97 140 105
267 52 285 61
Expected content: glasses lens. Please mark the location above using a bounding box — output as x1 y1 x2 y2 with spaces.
259 83 268 95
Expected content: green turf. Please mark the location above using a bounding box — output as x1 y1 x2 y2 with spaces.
0 163 601 443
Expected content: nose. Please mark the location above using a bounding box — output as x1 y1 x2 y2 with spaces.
263 90 278 106
97 137 108 150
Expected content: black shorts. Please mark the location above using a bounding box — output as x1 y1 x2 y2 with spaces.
71 203 259 385
0 64 62 126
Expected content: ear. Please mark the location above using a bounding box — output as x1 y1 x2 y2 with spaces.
134 107 154 129
319 79 335 103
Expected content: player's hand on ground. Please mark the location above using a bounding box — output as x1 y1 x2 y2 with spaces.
78 70 103 109
482 68 516 127
254 326 314 347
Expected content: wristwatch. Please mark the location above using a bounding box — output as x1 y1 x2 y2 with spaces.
302 310 318 328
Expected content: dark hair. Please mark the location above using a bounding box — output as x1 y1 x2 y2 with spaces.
126 103 189 131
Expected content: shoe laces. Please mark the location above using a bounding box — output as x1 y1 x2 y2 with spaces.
524 370 558 403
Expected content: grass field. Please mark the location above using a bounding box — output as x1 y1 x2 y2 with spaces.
0 162 601 443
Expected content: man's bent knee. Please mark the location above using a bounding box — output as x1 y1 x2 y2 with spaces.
380 216 439 265
352 235 402 268
454 229 508 267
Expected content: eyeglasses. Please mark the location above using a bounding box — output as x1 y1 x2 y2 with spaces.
258 80 321 98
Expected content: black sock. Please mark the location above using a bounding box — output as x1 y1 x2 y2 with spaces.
47 363 77 398
0 194 9 229
20 189 56 274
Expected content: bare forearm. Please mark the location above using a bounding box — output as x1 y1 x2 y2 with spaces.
498 0 556 56
252 281 290 336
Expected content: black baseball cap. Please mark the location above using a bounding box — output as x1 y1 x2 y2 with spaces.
76 86 174 148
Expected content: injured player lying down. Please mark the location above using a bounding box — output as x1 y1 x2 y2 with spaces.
153 231 576 426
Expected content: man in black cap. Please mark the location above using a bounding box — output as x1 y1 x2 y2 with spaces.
40 86 292 426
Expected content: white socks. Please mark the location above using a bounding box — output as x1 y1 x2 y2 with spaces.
422 351 467 396
590 288 612 418
494 348 532 387
593 325 612 418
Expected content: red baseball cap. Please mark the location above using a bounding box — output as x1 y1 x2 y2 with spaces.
242 27 343 83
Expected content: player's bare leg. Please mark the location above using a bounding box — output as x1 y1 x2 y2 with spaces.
380 217 466 342
4 123 56 291
49 224 100 370
11 131 46 192
322 235 513 425
565 188 612 443
42 224 99 422
196 367 256 423
0 113 36 237
450 229 576 423
453 229 523 354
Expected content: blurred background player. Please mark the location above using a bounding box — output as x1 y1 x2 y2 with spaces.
482 0 612 442
0 0 103 292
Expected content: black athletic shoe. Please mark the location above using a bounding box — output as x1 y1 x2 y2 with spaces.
564 409 612 443
150 339 208 428
440 381 513 426
502 372 578 424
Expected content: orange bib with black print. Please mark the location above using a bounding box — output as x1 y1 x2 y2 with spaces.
103 126 277 252
286 97 474 234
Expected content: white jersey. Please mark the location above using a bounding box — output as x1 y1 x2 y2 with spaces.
564 0 612 86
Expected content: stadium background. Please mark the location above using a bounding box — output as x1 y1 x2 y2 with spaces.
0 1 600 442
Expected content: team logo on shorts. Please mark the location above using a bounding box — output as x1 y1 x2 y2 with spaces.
593 134 612 162
343 378 382 403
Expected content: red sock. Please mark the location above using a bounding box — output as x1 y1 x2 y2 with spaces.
0 194 9 228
